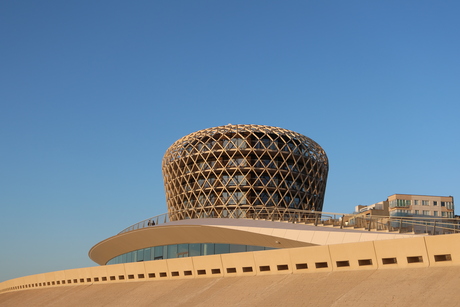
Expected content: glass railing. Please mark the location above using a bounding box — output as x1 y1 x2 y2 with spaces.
118 208 460 236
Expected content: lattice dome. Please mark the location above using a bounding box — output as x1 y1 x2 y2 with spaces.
162 124 328 221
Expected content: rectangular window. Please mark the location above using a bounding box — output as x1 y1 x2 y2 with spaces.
441 202 446 207
414 210 419 215
433 201 438 206
423 210 430 216
414 200 419 205
422 200 429 206
434 211 438 217
442 212 447 217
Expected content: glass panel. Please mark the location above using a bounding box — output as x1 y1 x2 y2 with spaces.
137 249 144 262
202 243 215 255
144 248 151 261
215 244 230 254
229 244 246 253
167 245 178 259
189 243 201 257
247 245 264 252
154 246 165 260
177 244 189 257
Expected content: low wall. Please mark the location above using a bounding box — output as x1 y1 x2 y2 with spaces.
2 233 460 294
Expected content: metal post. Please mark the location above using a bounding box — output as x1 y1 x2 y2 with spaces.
399 219 403 233
340 215 345 229
432 221 437 235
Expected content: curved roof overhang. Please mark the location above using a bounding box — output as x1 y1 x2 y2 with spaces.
89 221 316 265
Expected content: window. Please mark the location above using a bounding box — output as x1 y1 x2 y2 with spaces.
422 200 429 206
441 202 445 207
423 210 430 216
414 210 419 215
434 211 438 217
442 212 447 217
433 201 438 206
414 200 419 205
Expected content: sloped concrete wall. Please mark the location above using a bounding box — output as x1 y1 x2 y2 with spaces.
1 267 460 307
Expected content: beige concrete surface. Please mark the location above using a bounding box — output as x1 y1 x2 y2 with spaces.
1 266 460 307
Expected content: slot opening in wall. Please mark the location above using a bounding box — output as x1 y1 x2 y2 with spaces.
336 260 350 267
407 256 423 263
242 266 253 272
148 273 155 278
382 257 397 265
128 275 135 279
226 268 237 273
184 270 193 276
57 281 60 285
197 269 206 275
259 265 270 272
159 272 167 277
138 274 145 279
315 262 328 268
102 277 107 281
86 278 91 282
118 275 125 280
211 269 221 274
110 276 116 281
79 279 84 283
73 279 78 283
434 254 452 262
277 264 289 271
94 277 99 282
171 271 179 277
296 263 308 270
358 259 373 266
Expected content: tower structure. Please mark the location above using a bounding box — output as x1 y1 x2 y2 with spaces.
162 124 328 221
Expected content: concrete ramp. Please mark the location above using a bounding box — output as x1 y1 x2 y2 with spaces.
1 266 459 307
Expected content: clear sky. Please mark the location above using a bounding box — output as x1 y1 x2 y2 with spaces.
1 1 459 282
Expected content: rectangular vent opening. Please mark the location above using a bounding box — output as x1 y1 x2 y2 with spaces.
159 272 167 277
94 277 99 282
67 280 72 284
242 266 253 272
315 262 328 269
148 273 155 278
171 271 180 277
226 268 237 273
358 259 373 266
86 278 91 282
138 274 145 279
79 279 84 283
211 269 221 274
382 257 397 265
277 264 289 271
128 275 135 280
407 256 423 263
118 275 125 280
184 270 193 276
259 265 270 272
102 277 107 281
197 269 206 275
434 254 452 262
110 276 116 281
336 260 350 267
296 263 308 270
73 279 78 283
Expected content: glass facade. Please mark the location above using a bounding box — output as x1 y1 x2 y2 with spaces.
106 243 276 265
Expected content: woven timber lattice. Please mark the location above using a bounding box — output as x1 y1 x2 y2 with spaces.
162 124 328 221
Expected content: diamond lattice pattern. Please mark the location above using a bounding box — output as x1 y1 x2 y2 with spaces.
162 125 328 221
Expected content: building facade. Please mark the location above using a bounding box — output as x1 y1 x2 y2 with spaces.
388 194 454 218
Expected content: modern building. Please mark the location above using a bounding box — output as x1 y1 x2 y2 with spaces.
3 125 460 304
88 125 416 266
388 194 454 218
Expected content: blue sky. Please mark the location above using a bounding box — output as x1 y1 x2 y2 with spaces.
1 1 459 282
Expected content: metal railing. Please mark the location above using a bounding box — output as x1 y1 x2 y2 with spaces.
118 208 460 236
